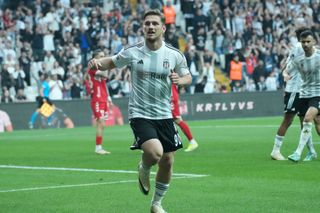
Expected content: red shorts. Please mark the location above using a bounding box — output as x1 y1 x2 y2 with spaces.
171 100 181 119
91 101 108 120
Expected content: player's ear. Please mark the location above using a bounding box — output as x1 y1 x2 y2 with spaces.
162 24 166 33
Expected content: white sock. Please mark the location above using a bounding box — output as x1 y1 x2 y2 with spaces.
306 136 316 154
295 122 312 156
152 181 169 205
273 135 284 152
96 145 102 150
189 139 197 144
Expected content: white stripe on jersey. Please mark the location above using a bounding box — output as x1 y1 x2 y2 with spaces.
111 41 190 119
288 48 320 98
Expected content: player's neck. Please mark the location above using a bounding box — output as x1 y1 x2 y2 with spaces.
145 39 163 51
305 48 315 57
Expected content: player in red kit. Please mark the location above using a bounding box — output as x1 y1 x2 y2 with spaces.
171 84 198 152
85 49 111 155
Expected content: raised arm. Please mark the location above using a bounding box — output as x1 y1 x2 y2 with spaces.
88 57 116 71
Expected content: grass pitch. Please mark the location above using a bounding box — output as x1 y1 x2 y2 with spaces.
1 117 320 213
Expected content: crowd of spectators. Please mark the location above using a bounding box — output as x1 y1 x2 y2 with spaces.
0 0 319 103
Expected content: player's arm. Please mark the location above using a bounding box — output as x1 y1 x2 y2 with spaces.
283 61 297 82
95 70 109 78
170 71 192 86
5 124 13 132
88 57 116 71
282 69 291 82
170 53 192 86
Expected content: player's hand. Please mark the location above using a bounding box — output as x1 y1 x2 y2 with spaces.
169 69 180 85
282 70 291 82
88 58 101 70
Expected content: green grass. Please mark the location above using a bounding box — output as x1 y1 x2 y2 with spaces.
1 117 320 213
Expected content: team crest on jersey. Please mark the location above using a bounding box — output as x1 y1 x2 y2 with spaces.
163 59 170 69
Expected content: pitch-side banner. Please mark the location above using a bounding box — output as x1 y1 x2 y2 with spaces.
179 91 283 120
0 91 283 130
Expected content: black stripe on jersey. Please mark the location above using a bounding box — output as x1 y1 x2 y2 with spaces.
165 43 185 58
124 41 144 50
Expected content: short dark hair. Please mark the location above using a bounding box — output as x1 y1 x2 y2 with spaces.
299 30 316 40
143 9 165 24
295 27 310 41
92 49 103 58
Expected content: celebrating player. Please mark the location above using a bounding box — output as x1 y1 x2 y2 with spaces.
286 30 320 162
88 9 192 213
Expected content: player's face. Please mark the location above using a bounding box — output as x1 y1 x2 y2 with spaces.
301 35 316 55
143 15 165 42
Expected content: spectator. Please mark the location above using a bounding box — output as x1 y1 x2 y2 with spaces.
265 70 278 91
15 88 27 102
49 74 64 100
228 54 243 92
1 87 13 103
70 77 82 99
12 64 26 94
163 0 176 27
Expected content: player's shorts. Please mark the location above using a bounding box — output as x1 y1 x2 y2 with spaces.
129 118 183 153
91 101 108 120
298 97 320 117
171 100 181 119
284 92 300 115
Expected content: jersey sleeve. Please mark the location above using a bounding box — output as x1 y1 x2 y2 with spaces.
111 48 132 68
174 53 190 76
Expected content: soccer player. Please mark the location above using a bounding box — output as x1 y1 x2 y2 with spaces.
29 73 54 129
88 9 192 213
85 49 111 155
0 110 13 133
271 27 320 160
286 30 320 162
171 84 198 152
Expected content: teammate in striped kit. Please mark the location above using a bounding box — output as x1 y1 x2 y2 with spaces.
88 10 192 213
271 27 320 161
286 30 320 162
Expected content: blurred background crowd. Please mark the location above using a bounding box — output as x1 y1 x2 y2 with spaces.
0 0 319 103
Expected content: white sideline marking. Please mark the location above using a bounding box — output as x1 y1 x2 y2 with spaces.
0 176 202 193
0 165 208 178
0 180 137 193
0 165 208 193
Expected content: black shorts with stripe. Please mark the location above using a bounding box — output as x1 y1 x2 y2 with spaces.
284 92 300 115
129 118 183 153
298 97 320 117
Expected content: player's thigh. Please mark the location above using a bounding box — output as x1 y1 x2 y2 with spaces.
91 101 108 120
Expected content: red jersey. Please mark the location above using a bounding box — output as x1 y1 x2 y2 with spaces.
88 69 108 102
